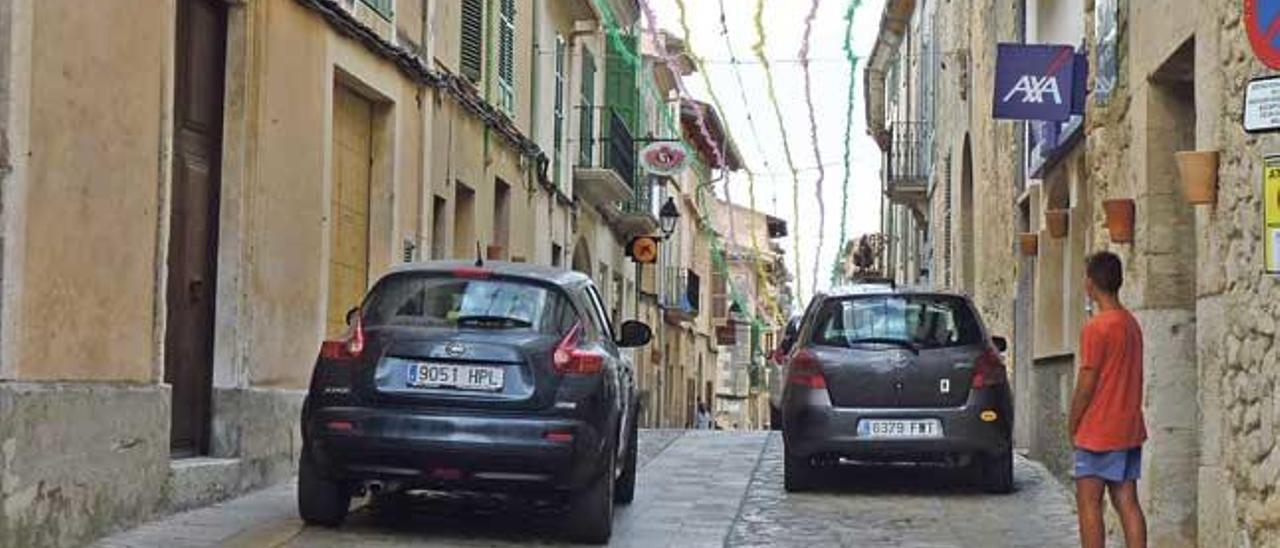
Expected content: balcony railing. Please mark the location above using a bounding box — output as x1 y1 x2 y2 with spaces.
661 267 701 316
887 121 929 184
577 107 636 186
604 108 636 189
884 121 930 205
620 173 657 216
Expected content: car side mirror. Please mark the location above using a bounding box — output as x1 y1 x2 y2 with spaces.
346 307 360 326
617 320 652 348
778 338 794 355
992 336 1008 353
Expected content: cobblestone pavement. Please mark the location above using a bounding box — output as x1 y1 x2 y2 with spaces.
726 434 1080 548
95 430 1079 547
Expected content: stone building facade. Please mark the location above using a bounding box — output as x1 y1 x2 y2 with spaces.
870 0 1280 545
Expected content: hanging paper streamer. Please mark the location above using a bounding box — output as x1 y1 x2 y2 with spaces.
752 0 806 301
835 0 862 284
593 0 757 324
638 0 736 261
674 0 775 323
799 0 828 295
717 0 783 323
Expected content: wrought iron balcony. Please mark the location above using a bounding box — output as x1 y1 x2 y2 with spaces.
885 120 930 206
661 267 701 322
574 107 636 211
616 173 660 236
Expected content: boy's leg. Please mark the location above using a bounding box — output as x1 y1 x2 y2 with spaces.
1107 480 1147 548
1076 477 1106 548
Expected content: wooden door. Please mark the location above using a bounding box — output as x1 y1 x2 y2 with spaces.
166 0 227 456
328 84 373 337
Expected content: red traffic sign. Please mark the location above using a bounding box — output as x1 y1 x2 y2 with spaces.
627 236 659 264
1246 0 1280 69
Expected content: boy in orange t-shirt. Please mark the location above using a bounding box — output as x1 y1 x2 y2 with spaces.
1070 252 1147 548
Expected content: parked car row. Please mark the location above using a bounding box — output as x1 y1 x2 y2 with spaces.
295 264 1013 545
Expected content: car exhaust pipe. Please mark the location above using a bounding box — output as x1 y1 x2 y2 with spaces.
366 480 384 495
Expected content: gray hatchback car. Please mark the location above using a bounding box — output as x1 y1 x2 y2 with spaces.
780 285 1013 493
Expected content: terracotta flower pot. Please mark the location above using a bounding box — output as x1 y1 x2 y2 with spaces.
485 245 504 260
1103 199 1136 243
1045 209 1070 239
1175 150 1219 205
1018 233 1039 256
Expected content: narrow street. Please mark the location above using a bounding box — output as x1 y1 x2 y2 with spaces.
96 431 1078 548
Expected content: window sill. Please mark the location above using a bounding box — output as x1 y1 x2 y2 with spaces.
1032 350 1075 364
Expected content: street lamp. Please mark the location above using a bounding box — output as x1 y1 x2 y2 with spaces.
659 197 680 239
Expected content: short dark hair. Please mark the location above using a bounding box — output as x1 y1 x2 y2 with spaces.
1086 252 1123 294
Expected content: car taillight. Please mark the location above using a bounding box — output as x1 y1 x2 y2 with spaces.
451 267 491 279
319 315 365 361
787 349 826 389
553 323 604 375
972 348 1008 388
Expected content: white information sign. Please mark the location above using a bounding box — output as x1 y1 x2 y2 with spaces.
1245 77 1280 133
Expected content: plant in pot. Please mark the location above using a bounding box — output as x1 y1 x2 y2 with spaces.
1103 199 1136 243
1175 150 1219 205
1018 233 1039 256
1045 209 1069 239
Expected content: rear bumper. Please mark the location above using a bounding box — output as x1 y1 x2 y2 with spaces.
304 406 607 493
782 387 1012 463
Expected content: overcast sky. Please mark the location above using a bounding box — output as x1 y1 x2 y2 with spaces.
648 0 886 304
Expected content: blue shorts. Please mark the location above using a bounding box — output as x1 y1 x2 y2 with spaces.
1074 447 1142 483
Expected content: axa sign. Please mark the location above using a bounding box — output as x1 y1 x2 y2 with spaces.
1003 75 1063 105
993 43 1085 121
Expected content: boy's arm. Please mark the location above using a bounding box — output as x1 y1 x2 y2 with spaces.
1069 324 1103 437
1068 367 1099 436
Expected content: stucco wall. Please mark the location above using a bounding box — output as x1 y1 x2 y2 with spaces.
10 0 173 382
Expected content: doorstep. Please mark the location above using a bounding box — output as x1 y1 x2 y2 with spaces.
166 457 243 513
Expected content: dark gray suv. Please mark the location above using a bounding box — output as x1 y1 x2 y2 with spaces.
299 261 651 544
780 286 1013 493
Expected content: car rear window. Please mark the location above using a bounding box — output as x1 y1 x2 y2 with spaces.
809 295 983 350
362 274 577 335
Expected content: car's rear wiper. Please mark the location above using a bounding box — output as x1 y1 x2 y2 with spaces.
845 337 920 354
455 315 533 328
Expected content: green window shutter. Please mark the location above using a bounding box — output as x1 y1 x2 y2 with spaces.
497 0 516 113
578 48 596 167
460 0 484 82
553 36 566 187
604 34 639 133
359 0 393 20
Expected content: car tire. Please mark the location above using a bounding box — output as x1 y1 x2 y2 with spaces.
297 450 352 527
567 438 616 544
978 450 1014 494
614 414 638 504
783 451 819 493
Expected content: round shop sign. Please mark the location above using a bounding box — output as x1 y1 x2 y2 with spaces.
639 142 691 176
1246 0 1280 69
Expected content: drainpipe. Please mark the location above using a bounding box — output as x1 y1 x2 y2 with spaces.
483 0 495 165
531 1 541 145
